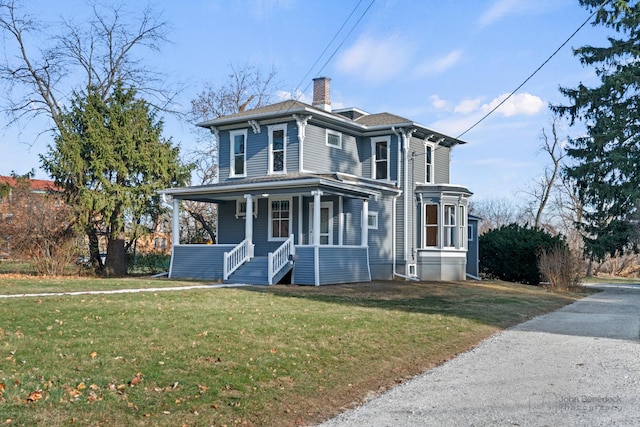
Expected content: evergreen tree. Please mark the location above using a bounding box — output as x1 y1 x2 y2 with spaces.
553 0 640 261
41 81 191 276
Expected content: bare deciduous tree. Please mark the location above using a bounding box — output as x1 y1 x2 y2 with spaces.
0 1 179 271
469 198 527 235
177 64 280 244
521 118 566 229
0 176 78 275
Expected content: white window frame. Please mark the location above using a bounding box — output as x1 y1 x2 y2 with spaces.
459 205 467 249
268 197 292 242
236 199 258 218
367 211 378 230
372 136 390 180
309 201 334 245
443 204 456 248
229 129 247 178
424 142 435 183
326 129 342 149
424 203 439 248
268 124 287 174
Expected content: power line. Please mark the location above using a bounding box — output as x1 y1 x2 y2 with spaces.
455 0 610 140
290 0 376 102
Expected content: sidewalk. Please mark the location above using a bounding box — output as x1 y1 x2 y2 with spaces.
318 284 640 426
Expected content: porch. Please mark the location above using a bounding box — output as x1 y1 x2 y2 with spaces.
162 174 380 286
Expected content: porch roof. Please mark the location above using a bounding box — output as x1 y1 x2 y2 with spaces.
160 173 397 202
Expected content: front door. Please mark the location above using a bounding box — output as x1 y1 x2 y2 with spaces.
309 202 333 245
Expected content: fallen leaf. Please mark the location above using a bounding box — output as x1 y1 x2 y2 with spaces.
27 390 43 402
89 351 98 359
129 372 143 386
76 382 86 390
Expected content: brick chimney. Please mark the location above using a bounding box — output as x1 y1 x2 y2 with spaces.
312 77 331 112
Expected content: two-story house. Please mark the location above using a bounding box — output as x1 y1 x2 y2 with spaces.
161 78 476 285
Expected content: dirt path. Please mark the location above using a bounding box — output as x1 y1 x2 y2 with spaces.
317 284 640 426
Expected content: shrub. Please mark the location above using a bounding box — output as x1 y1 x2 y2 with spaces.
126 252 171 275
479 223 564 285
538 245 583 292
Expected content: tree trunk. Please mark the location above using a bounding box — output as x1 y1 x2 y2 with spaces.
87 227 103 271
105 236 127 276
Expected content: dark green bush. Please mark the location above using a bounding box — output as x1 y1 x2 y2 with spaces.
126 252 171 275
479 223 565 285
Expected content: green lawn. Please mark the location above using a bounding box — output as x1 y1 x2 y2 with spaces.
0 277 584 426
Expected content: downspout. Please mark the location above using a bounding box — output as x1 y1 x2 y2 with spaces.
392 193 417 281
392 126 416 278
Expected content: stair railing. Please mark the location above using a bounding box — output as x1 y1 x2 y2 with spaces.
268 234 295 285
224 239 249 280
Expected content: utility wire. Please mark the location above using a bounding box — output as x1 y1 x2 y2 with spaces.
283 0 375 109
455 0 610 140
292 0 369 98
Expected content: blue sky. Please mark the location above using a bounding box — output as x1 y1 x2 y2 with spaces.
0 0 610 201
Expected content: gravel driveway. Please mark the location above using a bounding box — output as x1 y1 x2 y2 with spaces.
317 283 640 426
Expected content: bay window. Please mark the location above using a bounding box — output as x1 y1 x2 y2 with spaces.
268 124 287 174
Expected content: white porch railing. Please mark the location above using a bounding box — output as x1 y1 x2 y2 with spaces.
224 239 250 280
268 234 295 285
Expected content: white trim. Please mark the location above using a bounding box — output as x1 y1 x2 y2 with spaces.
309 201 333 245
268 197 292 242
229 129 247 178
268 123 287 174
326 128 342 149
367 211 378 230
371 136 391 180
338 196 344 246
424 141 435 184
235 199 258 218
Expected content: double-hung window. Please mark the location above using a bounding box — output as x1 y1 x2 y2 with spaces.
230 129 247 177
443 204 456 247
269 124 286 174
425 143 434 183
372 136 390 180
424 204 438 247
269 198 291 241
459 205 466 248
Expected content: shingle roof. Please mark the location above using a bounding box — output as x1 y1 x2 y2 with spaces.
353 112 413 127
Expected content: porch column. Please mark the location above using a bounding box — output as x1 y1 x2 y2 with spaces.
361 198 369 247
311 190 322 286
172 197 180 246
244 194 254 258
311 191 322 246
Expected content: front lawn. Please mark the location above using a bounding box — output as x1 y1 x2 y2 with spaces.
0 278 583 426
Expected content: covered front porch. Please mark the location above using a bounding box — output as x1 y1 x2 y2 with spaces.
162 174 379 286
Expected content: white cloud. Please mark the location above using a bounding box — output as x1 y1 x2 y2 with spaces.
276 89 311 104
336 33 414 83
482 93 545 117
454 98 483 114
477 0 559 28
416 49 463 75
429 95 450 110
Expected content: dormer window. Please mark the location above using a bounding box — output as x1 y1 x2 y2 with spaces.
372 136 390 180
268 124 287 174
326 129 342 149
230 129 247 177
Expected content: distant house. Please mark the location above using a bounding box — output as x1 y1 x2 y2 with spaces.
0 175 61 258
161 78 475 285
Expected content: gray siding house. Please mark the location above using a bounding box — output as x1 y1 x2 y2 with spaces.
161 78 475 285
